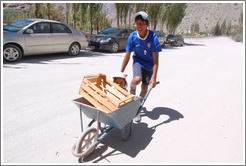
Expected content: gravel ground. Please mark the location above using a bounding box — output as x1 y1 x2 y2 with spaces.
2 37 244 164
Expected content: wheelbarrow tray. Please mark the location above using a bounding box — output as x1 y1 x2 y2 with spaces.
73 96 141 129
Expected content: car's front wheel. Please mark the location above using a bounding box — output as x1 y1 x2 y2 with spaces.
68 43 80 56
3 44 23 62
110 42 119 53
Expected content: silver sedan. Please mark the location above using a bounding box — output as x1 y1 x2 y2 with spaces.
3 19 88 62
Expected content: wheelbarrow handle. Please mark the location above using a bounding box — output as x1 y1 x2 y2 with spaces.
136 81 160 115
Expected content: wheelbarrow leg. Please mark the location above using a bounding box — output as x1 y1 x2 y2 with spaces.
122 120 133 141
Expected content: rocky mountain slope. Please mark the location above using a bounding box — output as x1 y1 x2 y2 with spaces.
3 3 243 33
103 3 243 33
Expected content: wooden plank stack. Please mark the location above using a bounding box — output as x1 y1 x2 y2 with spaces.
79 74 134 112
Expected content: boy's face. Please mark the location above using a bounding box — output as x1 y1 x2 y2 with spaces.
135 19 149 33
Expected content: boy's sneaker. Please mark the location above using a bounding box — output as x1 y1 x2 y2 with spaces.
134 113 141 123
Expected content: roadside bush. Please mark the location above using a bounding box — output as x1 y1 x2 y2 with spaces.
220 19 227 35
211 21 221 36
231 34 243 42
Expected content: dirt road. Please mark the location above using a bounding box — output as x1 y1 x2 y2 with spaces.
2 37 244 164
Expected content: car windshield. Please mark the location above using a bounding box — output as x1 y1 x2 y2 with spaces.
3 19 34 32
99 28 121 35
167 34 175 38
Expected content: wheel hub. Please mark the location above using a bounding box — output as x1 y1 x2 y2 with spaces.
4 48 19 61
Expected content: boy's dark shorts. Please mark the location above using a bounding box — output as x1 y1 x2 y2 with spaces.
133 63 153 85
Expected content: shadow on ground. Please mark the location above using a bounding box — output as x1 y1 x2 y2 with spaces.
2 49 117 66
79 107 184 163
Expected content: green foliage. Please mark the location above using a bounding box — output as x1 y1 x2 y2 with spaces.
220 19 227 35
3 9 26 24
232 34 243 42
147 4 163 30
190 21 199 34
211 21 221 36
163 3 187 34
135 3 148 12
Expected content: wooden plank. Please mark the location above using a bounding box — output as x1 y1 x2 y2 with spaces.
83 79 119 106
118 95 135 107
83 74 100 79
79 89 111 112
106 78 130 96
120 94 134 103
86 77 99 83
81 82 117 111
105 84 125 100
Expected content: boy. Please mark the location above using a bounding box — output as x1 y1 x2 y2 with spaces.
120 11 162 123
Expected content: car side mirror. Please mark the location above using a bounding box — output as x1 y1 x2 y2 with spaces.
121 34 126 38
25 29 33 34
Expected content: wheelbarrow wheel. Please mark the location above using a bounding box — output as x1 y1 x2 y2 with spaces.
71 128 97 158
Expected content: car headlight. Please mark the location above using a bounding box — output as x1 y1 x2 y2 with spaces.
100 38 111 44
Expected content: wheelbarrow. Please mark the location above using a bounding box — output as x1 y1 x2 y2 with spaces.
71 78 159 158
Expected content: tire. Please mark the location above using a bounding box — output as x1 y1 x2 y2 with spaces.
3 44 23 62
68 43 80 56
71 128 97 158
110 42 119 53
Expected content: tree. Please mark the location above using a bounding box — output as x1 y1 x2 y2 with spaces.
159 4 167 31
114 3 121 28
114 3 125 27
135 3 148 12
163 3 187 34
34 3 41 18
80 3 89 31
226 20 232 35
212 21 221 36
122 4 130 28
220 19 227 35
147 3 163 30
72 4 79 29
191 21 199 34
47 3 51 19
128 4 134 28
89 3 102 34
65 4 70 24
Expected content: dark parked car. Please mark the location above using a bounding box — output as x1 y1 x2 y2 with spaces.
166 34 184 46
87 27 134 53
3 19 87 62
154 30 166 47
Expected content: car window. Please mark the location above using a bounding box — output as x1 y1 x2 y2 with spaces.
99 28 121 35
4 19 34 32
51 23 72 33
29 22 51 33
167 34 174 38
118 29 128 36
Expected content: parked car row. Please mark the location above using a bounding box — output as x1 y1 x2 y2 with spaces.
3 18 184 62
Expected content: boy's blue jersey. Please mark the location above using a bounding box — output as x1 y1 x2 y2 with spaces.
126 30 162 71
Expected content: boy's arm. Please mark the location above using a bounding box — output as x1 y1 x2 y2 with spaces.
121 51 131 72
150 52 159 88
